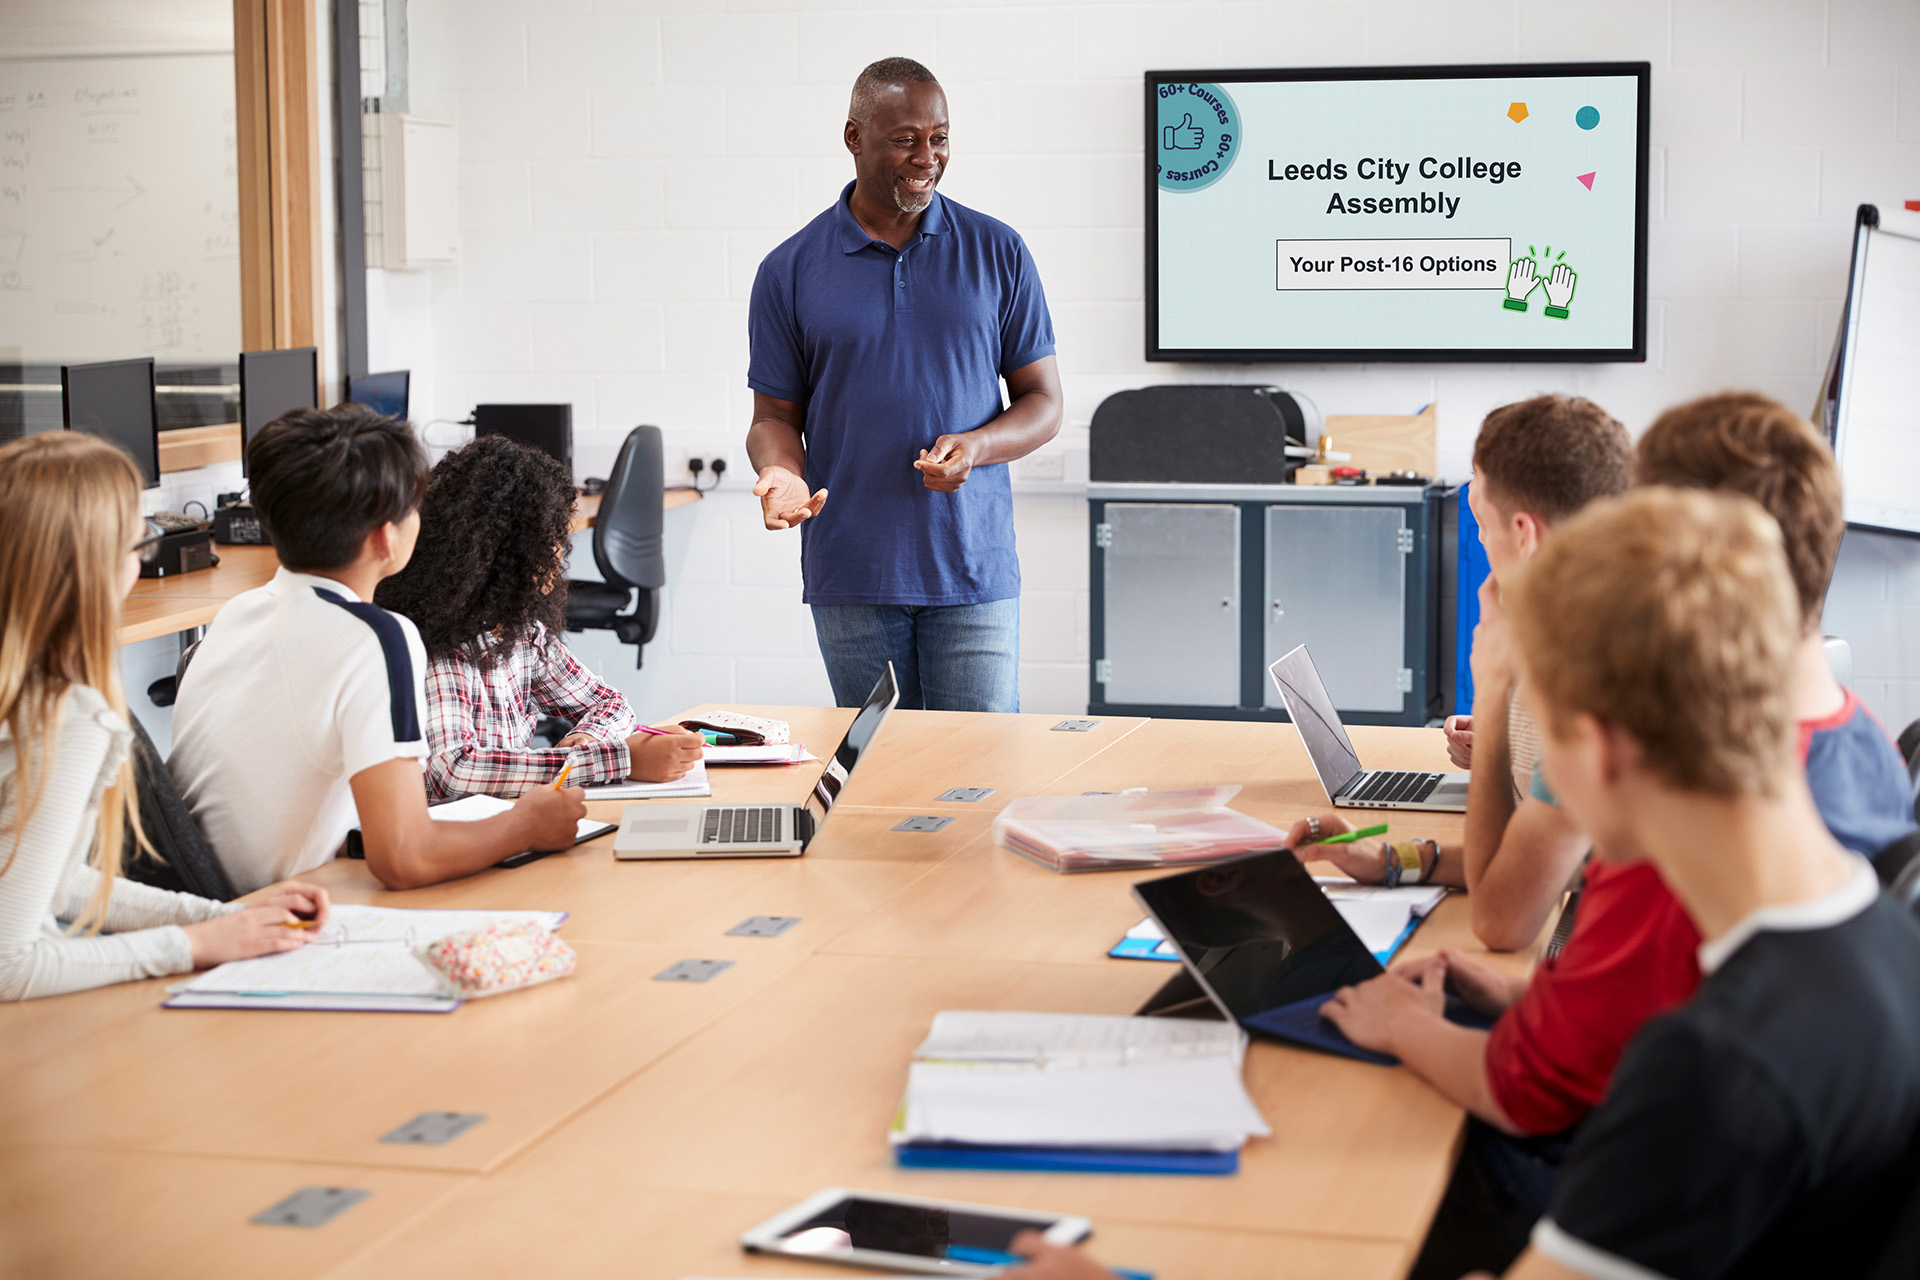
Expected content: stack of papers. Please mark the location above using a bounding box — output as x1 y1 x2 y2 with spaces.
1112 880 1449 965
164 905 567 1012
891 1011 1270 1174
993 787 1290 873
583 759 711 800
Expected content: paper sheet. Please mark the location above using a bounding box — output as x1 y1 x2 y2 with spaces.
582 759 711 800
703 744 817 765
429 793 612 843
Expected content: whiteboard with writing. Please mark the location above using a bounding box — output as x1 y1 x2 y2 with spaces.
0 53 241 364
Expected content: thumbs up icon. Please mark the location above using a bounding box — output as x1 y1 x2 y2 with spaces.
1163 112 1204 150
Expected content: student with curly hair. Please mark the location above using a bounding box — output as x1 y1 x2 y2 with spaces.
376 435 702 800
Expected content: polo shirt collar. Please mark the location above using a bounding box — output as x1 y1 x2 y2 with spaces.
272 566 364 603
1697 857 1880 974
834 180 948 254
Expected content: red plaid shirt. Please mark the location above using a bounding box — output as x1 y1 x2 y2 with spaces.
422 626 638 800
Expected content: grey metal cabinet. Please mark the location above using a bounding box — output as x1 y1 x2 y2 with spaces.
1099 503 1241 707
1088 483 1450 726
1264 504 1408 713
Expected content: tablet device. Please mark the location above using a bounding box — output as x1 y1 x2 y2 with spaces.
1132 848 1492 1064
740 1187 1091 1276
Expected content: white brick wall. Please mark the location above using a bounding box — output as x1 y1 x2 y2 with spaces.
372 0 1920 727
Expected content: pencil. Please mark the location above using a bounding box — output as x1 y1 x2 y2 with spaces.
1304 822 1389 846
551 763 573 790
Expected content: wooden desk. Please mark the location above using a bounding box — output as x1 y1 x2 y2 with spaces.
1 712 1502 1279
116 491 702 646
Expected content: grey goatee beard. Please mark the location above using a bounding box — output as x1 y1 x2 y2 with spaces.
893 176 934 214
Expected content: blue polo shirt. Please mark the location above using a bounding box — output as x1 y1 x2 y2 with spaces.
748 182 1054 606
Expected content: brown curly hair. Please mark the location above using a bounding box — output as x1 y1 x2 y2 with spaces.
375 435 575 671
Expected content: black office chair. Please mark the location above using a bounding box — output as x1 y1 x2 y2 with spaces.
564 425 665 668
121 713 238 902
1877 829 1920 912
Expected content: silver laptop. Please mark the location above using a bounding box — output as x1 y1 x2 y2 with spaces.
613 664 899 860
1268 645 1468 813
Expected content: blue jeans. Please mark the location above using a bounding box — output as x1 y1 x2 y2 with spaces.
811 599 1020 712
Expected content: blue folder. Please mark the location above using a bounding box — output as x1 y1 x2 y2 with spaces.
894 1142 1239 1176
1240 994 1497 1067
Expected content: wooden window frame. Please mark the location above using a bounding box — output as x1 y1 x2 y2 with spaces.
232 0 324 358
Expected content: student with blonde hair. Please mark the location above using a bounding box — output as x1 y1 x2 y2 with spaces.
0 433 328 1001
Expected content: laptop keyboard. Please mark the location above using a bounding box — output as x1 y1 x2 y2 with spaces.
701 806 784 845
1348 770 1444 805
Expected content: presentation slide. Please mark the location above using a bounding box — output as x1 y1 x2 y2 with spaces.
1149 67 1647 360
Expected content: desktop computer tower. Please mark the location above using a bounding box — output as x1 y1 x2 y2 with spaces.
474 403 572 472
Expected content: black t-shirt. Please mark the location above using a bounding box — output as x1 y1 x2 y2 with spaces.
1536 870 1920 1280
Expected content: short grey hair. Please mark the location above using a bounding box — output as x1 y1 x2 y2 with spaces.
848 57 938 126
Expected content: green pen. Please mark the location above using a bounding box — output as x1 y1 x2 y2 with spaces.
1304 822 1388 846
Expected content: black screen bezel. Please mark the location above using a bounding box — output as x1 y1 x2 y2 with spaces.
61 358 160 488
1143 61 1651 364
239 347 319 478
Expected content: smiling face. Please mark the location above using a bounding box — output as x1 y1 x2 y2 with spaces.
846 79 949 216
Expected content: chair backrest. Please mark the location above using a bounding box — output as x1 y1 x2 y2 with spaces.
1880 829 1920 913
592 425 665 593
1866 1137 1920 1280
123 714 238 901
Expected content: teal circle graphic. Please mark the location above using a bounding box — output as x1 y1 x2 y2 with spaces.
1156 82 1241 193
1575 105 1600 130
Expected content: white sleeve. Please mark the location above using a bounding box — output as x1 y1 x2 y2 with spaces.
335 625 429 782
0 709 207 1002
54 862 240 933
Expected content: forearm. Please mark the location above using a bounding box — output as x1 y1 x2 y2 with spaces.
363 812 537 891
746 418 807 475
1463 680 1517 892
952 385 1062 466
1390 1018 1524 1135
428 740 622 800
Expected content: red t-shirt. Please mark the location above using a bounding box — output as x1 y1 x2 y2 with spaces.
1483 859 1702 1135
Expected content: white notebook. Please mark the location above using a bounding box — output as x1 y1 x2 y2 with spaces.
163 905 566 1012
895 1011 1270 1152
581 759 712 800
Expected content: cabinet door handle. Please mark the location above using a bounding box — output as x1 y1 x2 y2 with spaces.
1271 599 1285 620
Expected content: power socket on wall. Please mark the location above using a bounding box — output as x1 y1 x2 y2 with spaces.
677 449 733 489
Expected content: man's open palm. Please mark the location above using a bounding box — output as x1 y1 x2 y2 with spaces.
753 466 827 530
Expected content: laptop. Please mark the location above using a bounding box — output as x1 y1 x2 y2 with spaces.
613 664 899 860
1131 848 1488 1064
1268 644 1468 812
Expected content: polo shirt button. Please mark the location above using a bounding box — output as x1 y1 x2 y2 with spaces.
897 280 905 287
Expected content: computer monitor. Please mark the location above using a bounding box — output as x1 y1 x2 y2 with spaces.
239 347 319 476
62 358 159 488
346 370 410 419
473 403 573 471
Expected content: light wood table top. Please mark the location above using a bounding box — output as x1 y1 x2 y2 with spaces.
323 1184 1415 1280
0 1147 468 1280
3 709 1511 1276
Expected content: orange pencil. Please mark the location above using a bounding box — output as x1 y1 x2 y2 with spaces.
551 763 573 790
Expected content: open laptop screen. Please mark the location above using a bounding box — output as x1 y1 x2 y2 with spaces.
804 663 899 827
1269 645 1365 799
1133 848 1383 1021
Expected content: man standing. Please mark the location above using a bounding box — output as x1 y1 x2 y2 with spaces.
745 57 1061 712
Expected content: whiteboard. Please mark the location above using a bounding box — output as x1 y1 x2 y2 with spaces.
1833 206 1920 537
0 53 241 365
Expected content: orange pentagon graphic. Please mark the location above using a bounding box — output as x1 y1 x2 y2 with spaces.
1507 101 1529 123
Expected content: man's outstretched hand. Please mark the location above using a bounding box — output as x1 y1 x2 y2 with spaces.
753 465 827 530
914 434 978 492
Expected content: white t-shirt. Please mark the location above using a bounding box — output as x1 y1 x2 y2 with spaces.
169 568 429 894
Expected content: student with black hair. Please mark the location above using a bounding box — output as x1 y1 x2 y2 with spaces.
375 435 702 799
169 405 587 892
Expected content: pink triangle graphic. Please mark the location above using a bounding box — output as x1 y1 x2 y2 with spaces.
1576 171 1596 190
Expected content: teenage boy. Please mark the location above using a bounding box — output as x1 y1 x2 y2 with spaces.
170 406 586 893
1004 489 1920 1280
1631 392 1915 859
1289 395 1631 952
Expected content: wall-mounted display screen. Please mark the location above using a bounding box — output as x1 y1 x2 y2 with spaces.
1146 63 1649 362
